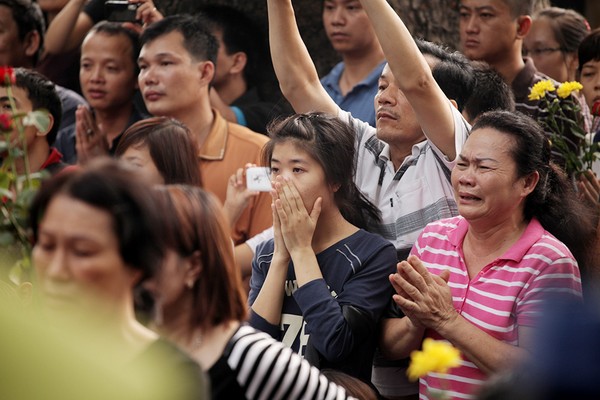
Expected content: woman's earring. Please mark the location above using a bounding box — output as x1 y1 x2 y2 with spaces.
186 279 195 289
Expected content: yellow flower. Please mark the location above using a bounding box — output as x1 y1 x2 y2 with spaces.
528 79 556 101
407 339 461 381
556 81 583 98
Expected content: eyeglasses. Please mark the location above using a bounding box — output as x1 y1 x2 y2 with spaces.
522 47 564 57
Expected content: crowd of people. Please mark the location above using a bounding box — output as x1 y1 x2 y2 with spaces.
1 0 600 399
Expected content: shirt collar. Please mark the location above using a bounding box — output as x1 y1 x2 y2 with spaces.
448 216 545 262
322 60 386 91
379 139 427 166
512 57 539 100
501 218 544 262
198 109 228 161
40 147 63 170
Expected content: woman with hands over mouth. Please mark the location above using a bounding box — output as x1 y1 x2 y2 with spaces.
248 112 397 384
382 111 595 400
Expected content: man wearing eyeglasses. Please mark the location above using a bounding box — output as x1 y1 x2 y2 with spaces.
458 0 583 168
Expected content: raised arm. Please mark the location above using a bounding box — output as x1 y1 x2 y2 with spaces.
44 0 94 54
358 0 458 159
267 0 338 115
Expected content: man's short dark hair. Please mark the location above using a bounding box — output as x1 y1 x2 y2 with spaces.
199 5 269 88
463 62 515 122
14 68 62 146
0 0 45 65
503 0 534 18
416 39 475 112
140 14 218 65
458 0 534 18
87 21 141 74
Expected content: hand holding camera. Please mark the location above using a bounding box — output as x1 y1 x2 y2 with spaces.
245 167 272 192
223 165 270 228
105 0 140 23
105 0 163 27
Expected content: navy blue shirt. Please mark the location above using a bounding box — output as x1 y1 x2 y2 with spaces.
249 229 396 382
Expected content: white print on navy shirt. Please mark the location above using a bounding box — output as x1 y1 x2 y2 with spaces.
280 280 337 356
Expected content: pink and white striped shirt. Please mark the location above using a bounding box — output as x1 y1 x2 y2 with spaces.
411 216 582 399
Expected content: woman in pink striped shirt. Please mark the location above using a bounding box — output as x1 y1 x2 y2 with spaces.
382 110 596 399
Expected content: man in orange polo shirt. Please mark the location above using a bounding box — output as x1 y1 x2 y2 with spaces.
138 14 272 244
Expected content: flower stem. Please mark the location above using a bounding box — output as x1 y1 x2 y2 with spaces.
6 84 32 188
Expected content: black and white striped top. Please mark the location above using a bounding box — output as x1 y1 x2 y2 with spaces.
208 324 356 400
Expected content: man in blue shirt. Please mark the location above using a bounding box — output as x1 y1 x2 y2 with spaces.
320 0 385 127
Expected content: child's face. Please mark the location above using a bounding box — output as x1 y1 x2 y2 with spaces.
580 59 600 111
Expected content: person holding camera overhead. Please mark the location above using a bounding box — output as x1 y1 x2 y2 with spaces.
44 0 161 57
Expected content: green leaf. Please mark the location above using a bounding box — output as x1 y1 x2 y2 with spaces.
0 172 11 189
22 109 51 133
8 254 32 286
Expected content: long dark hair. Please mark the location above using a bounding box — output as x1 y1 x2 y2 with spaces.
472 111 596 270
262 112 380 230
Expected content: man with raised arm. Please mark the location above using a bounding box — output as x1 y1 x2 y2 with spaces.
267 0 468 263
265 0 471 397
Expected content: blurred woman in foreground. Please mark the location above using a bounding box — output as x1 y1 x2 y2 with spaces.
29 159 207 399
